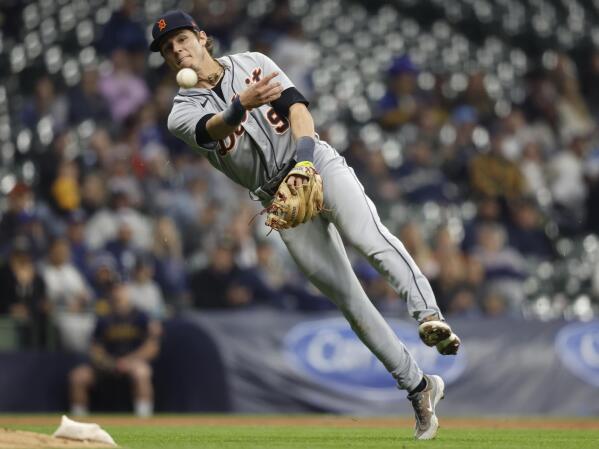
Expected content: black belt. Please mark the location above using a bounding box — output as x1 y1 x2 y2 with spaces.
260 158 296 196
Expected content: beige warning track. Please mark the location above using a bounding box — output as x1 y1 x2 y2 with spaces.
0 415 598 430
0 428 115 449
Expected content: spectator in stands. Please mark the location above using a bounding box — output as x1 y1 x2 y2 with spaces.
469 130 526 202
430 229 481 317
88 252 120 303
50 160 82 215
41 237 94 352
270 20 315 100
399 222 438 280
500 109 541 162
462 195 503 252
151 216 187 304
65 210 93 280
377 55 421 129
249 240 313 310
432 225 460 260
432 263 480 317
523 72 560 139
395 140 453 204
0 236 49 348
80 171 109 216
548 133 589 234
415 105 444 146
99 48 150 122
0 183 33 254
189 238 269 309
37 130 73 209
519 140 549 197
105 152 145 209
68 281 161 417
85 128 116 172
459 71 495 123
85 186 152 251
137 102 167 154
441 105 479 197
190 0 243 50
507 198 554 260
469 223 528 315
480 291 509 318
226 205 259 269
97 0 147 59
0 182 52 258
359 150 400 211
128 254 166 320
253 240 287 292
67 67 111 125
552 53 594 142
104 211 142 280
21 76 67 130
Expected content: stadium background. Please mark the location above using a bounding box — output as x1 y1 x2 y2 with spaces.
0 0 598 417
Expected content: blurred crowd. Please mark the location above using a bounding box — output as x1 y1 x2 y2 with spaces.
2 0 599 354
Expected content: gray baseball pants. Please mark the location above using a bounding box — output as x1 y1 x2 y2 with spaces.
279 142 442 391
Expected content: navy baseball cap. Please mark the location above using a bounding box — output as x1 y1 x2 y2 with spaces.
149 10 200 52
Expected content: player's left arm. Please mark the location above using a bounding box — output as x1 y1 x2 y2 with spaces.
287 103 317 187
254 52 317 186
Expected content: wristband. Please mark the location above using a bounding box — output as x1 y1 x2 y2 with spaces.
295 161 314 168
223 96 246 126
296 136 315 163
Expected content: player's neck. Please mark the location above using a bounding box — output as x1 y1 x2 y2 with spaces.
196 57 223 88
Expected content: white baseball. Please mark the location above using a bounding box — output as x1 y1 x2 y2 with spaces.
176 68 198 88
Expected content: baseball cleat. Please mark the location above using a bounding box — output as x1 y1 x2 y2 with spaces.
408 374 445 440
418 316 461 355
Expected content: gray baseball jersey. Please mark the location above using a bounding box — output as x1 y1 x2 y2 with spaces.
169 52 297 192
168 51 443 391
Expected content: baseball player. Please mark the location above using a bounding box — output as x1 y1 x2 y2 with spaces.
150 10 461 440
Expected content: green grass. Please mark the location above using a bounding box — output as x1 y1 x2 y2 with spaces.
6 422 599 449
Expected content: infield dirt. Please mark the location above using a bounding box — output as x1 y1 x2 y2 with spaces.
0 415 598 430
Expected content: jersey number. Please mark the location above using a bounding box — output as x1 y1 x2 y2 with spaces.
266 108 289 134
218 106 289 155
218 112 247 155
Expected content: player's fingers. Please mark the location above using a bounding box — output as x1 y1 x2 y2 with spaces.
256 82 281 98
263 93 282 104
261 92 282 103
259 71 279 85
286 178 297 194
263 87 283 102
262 83 283 97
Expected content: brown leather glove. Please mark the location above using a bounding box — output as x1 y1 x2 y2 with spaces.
265 162 324 230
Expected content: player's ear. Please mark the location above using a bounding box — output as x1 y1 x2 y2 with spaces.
197 30 208 46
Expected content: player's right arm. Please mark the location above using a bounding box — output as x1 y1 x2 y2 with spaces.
204 71 283 140
168 72 283 149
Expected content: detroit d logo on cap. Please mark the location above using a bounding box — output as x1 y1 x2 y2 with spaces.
157 19 167 31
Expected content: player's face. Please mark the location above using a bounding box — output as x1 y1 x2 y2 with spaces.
160 29 207 71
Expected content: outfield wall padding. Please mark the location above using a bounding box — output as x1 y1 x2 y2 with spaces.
0 311 597 415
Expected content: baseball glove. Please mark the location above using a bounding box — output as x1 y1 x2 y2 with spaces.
265 162 324 231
